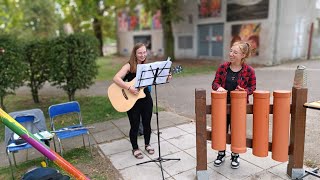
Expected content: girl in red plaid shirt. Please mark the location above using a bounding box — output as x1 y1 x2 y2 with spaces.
212 41 256 169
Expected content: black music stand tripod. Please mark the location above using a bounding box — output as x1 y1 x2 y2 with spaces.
136 65 180 180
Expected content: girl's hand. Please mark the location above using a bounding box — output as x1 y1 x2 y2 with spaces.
128 86 139 95
217 87 227 92
236 85 245 91
167 73 172 82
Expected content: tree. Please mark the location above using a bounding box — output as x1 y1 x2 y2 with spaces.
56 0 133 56
0 0 60 39
24 39 50 103
47 33 99 101
140 0 182 60
0 34 26 111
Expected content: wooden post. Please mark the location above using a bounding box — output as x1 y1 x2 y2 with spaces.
195 89 207 171
287 87 308 177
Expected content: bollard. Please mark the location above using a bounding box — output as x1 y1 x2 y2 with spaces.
231 91 247 153
211 91 227 151
272 90 291 162
252 91 270 157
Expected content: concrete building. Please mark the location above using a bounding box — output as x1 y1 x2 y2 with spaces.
117 0 320 65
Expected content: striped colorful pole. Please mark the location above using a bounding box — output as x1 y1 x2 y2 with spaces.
0 109 90 180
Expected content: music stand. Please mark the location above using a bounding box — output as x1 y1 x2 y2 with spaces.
135 59 180 180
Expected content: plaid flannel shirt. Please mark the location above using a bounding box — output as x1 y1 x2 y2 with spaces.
212 62 256 102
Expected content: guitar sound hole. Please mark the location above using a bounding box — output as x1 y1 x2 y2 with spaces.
122 89 128 100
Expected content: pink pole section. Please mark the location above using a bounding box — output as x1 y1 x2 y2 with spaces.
0 109 90 180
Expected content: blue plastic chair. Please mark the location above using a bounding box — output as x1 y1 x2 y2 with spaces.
48 101 92 156
5 109 48 179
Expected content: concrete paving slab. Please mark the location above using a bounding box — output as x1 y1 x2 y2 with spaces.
208 157 264 180
184 143 231 164
239 148 282 169
173 168 228 180
167 133 196 150
120 163 171 180
267 163 291 180
90 121 118 133
108 149 151 170
99 138 132 156
176 122 196 134
144 141 181 159
161 151 197 176
151 118 176 130
92 127 125 143
157 126 189 140
242 170 285 180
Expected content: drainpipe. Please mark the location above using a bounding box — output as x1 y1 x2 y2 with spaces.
272 0 281 65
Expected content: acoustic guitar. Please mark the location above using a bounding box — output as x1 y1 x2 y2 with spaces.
108 65 182 112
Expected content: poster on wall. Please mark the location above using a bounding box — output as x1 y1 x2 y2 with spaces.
231 23 261 57
117 6 162 32
227 0 269 22
199 0 221 18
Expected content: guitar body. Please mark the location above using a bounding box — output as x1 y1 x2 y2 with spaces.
107 78 146 112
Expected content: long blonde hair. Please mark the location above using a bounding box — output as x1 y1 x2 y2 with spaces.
128 42 147 73
232 41 251 64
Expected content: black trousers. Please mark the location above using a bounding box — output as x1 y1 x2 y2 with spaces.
127 93 153 150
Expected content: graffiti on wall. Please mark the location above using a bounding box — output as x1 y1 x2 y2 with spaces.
227 0 269 22
199 0 221 18
231 23 261 57
117 6 162 32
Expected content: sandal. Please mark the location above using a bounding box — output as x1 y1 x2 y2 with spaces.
132 149 144 159
145 145 155 155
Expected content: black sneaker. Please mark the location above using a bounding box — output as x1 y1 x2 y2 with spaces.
230 153 240 169
214 151 226 167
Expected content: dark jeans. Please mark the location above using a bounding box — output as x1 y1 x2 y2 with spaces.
127 93 153 150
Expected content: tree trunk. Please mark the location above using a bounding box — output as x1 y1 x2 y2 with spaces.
160 1 175 61
68 90 76 101
31 86 40 103
93 17 104 56
0 95 6 112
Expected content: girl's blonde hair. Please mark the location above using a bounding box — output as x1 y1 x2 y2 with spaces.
232 41 251 64
128 42 147 73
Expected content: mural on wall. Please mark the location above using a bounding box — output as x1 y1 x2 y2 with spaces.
117 6 162 32
227 0 269 22
199 0 221 18
231 23 261 57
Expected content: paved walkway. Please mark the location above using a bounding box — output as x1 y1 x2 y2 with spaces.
1 59 320 179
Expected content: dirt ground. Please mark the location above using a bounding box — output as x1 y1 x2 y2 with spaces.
75 147 123 180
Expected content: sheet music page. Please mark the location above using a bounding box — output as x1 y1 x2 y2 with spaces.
135 57 172 88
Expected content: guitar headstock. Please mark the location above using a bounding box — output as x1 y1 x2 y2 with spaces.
171 65 183 74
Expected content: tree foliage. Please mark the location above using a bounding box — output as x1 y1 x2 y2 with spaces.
0 0 60 39
47 33 99 101
24 39 51 103
56 0 133 56
139 0 182 60
0 34 26 111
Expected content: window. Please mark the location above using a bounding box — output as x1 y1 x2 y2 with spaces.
178 36 193 49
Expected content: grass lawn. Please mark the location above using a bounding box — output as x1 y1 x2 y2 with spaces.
95 55 219 81
0 95 126 140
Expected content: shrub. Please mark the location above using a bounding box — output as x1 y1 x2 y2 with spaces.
0 34 26 111
24 39 50 103
47 33 99 101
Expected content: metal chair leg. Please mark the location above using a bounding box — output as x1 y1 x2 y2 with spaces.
87 133 92 157
57 138 63 157
82 134 86 149
6 150 15 180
